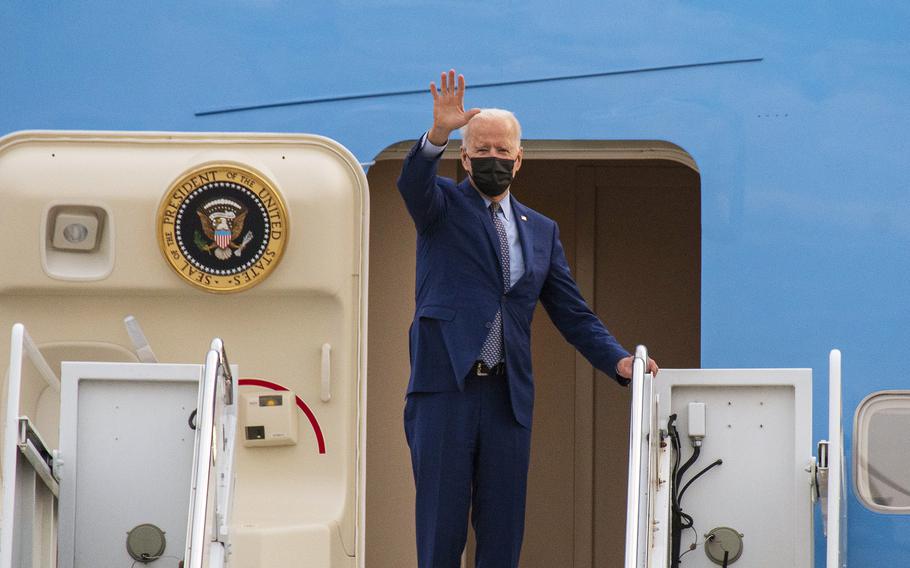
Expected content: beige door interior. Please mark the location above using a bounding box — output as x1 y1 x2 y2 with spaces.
366 140 700 567
0 131 369 568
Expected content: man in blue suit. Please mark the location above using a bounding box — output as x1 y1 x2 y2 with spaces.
399 69 659 568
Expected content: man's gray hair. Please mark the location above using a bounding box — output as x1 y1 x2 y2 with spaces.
460 108 522 147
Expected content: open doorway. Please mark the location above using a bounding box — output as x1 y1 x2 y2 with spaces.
365 139 700 567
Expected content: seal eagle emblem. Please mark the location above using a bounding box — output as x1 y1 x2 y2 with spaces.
157 164 288 293
196 198 252 260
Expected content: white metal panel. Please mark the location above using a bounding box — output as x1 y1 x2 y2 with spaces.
826 350 846 568
57 362 203 568
653 368 813 568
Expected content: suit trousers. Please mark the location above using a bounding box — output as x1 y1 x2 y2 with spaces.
404 372 532 568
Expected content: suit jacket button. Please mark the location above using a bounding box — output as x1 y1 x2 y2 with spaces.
485 321 492 328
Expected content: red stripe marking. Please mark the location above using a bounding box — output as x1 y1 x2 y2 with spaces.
238 378 326 454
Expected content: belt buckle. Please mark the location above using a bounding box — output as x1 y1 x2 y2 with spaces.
475 361 489 376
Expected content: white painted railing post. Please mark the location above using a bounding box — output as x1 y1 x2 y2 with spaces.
624 345 649 568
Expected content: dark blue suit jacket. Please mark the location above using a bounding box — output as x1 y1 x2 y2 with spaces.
398 140 630 428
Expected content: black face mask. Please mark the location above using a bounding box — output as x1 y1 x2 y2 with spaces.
469 156 515 197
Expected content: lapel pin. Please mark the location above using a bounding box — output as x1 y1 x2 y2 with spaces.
520 215 528 221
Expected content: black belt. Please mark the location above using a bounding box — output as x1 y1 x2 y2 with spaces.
472 361 505 376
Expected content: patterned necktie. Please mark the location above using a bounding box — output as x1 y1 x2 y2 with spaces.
479 202 510 367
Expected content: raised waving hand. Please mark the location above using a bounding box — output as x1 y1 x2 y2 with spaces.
428 69 481 145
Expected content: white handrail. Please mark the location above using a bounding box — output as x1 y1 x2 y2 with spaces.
213 338 233 406
826 349 845 568
210 338 236 543
623 345 648 568
185 339 237 568
0 325 25 568
21 323 61 393
1 323 61 568
185 349 220 568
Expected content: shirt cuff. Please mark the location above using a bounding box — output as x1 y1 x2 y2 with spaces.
419 132 447 158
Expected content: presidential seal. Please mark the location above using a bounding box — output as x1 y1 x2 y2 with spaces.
157 164 288 293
